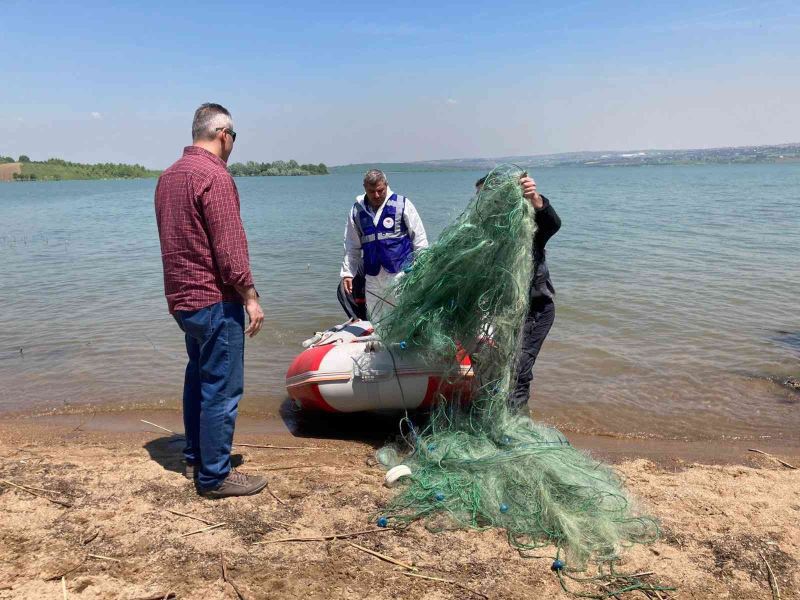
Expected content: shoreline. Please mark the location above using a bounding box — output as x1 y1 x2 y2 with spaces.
4 404 799 467
0 408 798 598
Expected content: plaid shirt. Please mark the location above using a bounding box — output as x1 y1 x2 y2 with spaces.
155 146 254 314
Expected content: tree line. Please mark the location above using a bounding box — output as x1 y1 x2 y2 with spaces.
11 158 159 181
228 160 328 177
4 155 329 181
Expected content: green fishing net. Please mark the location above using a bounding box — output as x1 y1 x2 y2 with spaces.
374 165 668 597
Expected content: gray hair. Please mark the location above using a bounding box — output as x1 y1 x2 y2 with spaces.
191 103 233 142
363 169 387 186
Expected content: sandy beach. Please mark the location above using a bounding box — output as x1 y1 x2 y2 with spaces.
0 163 21 182
1 409 798 599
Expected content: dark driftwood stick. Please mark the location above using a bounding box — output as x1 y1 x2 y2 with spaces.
748 448 797 470
346 541 417 571
220 552 247 600
0 478 72 508
44 559 85 581
80 529 99 545
266 485 286 506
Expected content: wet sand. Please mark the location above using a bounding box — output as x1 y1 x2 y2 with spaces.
13 405 800 468
1 408 799 599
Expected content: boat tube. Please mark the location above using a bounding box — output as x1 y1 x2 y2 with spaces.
285 320 474 412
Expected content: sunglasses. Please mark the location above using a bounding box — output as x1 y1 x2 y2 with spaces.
215 127 237 141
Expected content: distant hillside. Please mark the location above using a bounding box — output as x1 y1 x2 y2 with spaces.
330 162 458 174
331 142 800 173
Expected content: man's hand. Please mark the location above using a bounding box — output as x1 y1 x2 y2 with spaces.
244 298 264 338
342 277 353 295
520 175 543 209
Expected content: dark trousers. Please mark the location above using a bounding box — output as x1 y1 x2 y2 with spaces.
337 273 367 320
174 301 245 490
509 299 555 411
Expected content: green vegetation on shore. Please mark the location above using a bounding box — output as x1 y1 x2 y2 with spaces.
11 158 159 181
2 154 328 181
228 160 328 176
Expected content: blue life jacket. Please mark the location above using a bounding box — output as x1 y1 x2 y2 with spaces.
353 193 414 276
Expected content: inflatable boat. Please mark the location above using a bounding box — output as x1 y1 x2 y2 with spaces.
285 320 474 412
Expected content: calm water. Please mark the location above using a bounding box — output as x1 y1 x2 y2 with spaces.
1 165 798 441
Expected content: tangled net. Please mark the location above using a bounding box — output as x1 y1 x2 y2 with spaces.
375 165 668 597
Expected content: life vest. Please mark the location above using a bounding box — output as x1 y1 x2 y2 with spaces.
353 194 413 276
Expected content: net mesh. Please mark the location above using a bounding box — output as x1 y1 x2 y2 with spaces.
374 165 664 593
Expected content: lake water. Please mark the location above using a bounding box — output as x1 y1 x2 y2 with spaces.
1 164 798 441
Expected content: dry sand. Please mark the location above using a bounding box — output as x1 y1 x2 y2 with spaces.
0 163 21 182
0 411 798 599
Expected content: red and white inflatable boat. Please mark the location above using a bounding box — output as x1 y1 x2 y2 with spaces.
285 320 474 412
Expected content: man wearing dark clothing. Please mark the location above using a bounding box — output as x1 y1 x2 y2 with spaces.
337 268 368 320
510 191 560 410
476 174 561 412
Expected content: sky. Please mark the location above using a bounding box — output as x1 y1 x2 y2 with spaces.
2 0 799 168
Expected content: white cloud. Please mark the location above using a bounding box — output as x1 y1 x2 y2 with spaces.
91 112 102 120
446 98 457 105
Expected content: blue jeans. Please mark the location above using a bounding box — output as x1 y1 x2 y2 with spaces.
174 301 245 490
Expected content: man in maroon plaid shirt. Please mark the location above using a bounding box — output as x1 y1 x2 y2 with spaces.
155 103 266 498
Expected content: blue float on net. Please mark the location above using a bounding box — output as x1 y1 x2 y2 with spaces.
499 503 509 513
551 559 565 571
502 435 512 445
427 443 437 452
377 516 388 528
399 341 407 350
435 491 445 502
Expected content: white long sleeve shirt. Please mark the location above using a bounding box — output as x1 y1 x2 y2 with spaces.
340 187 429 278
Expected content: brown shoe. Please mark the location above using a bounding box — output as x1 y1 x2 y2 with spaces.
199 470 267 498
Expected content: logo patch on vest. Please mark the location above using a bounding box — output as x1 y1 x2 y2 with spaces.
382 217 395 229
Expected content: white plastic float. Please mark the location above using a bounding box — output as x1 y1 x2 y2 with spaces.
285 320 474 412
384 464 413 487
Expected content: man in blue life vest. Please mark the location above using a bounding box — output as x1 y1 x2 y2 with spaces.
341 169 428 321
